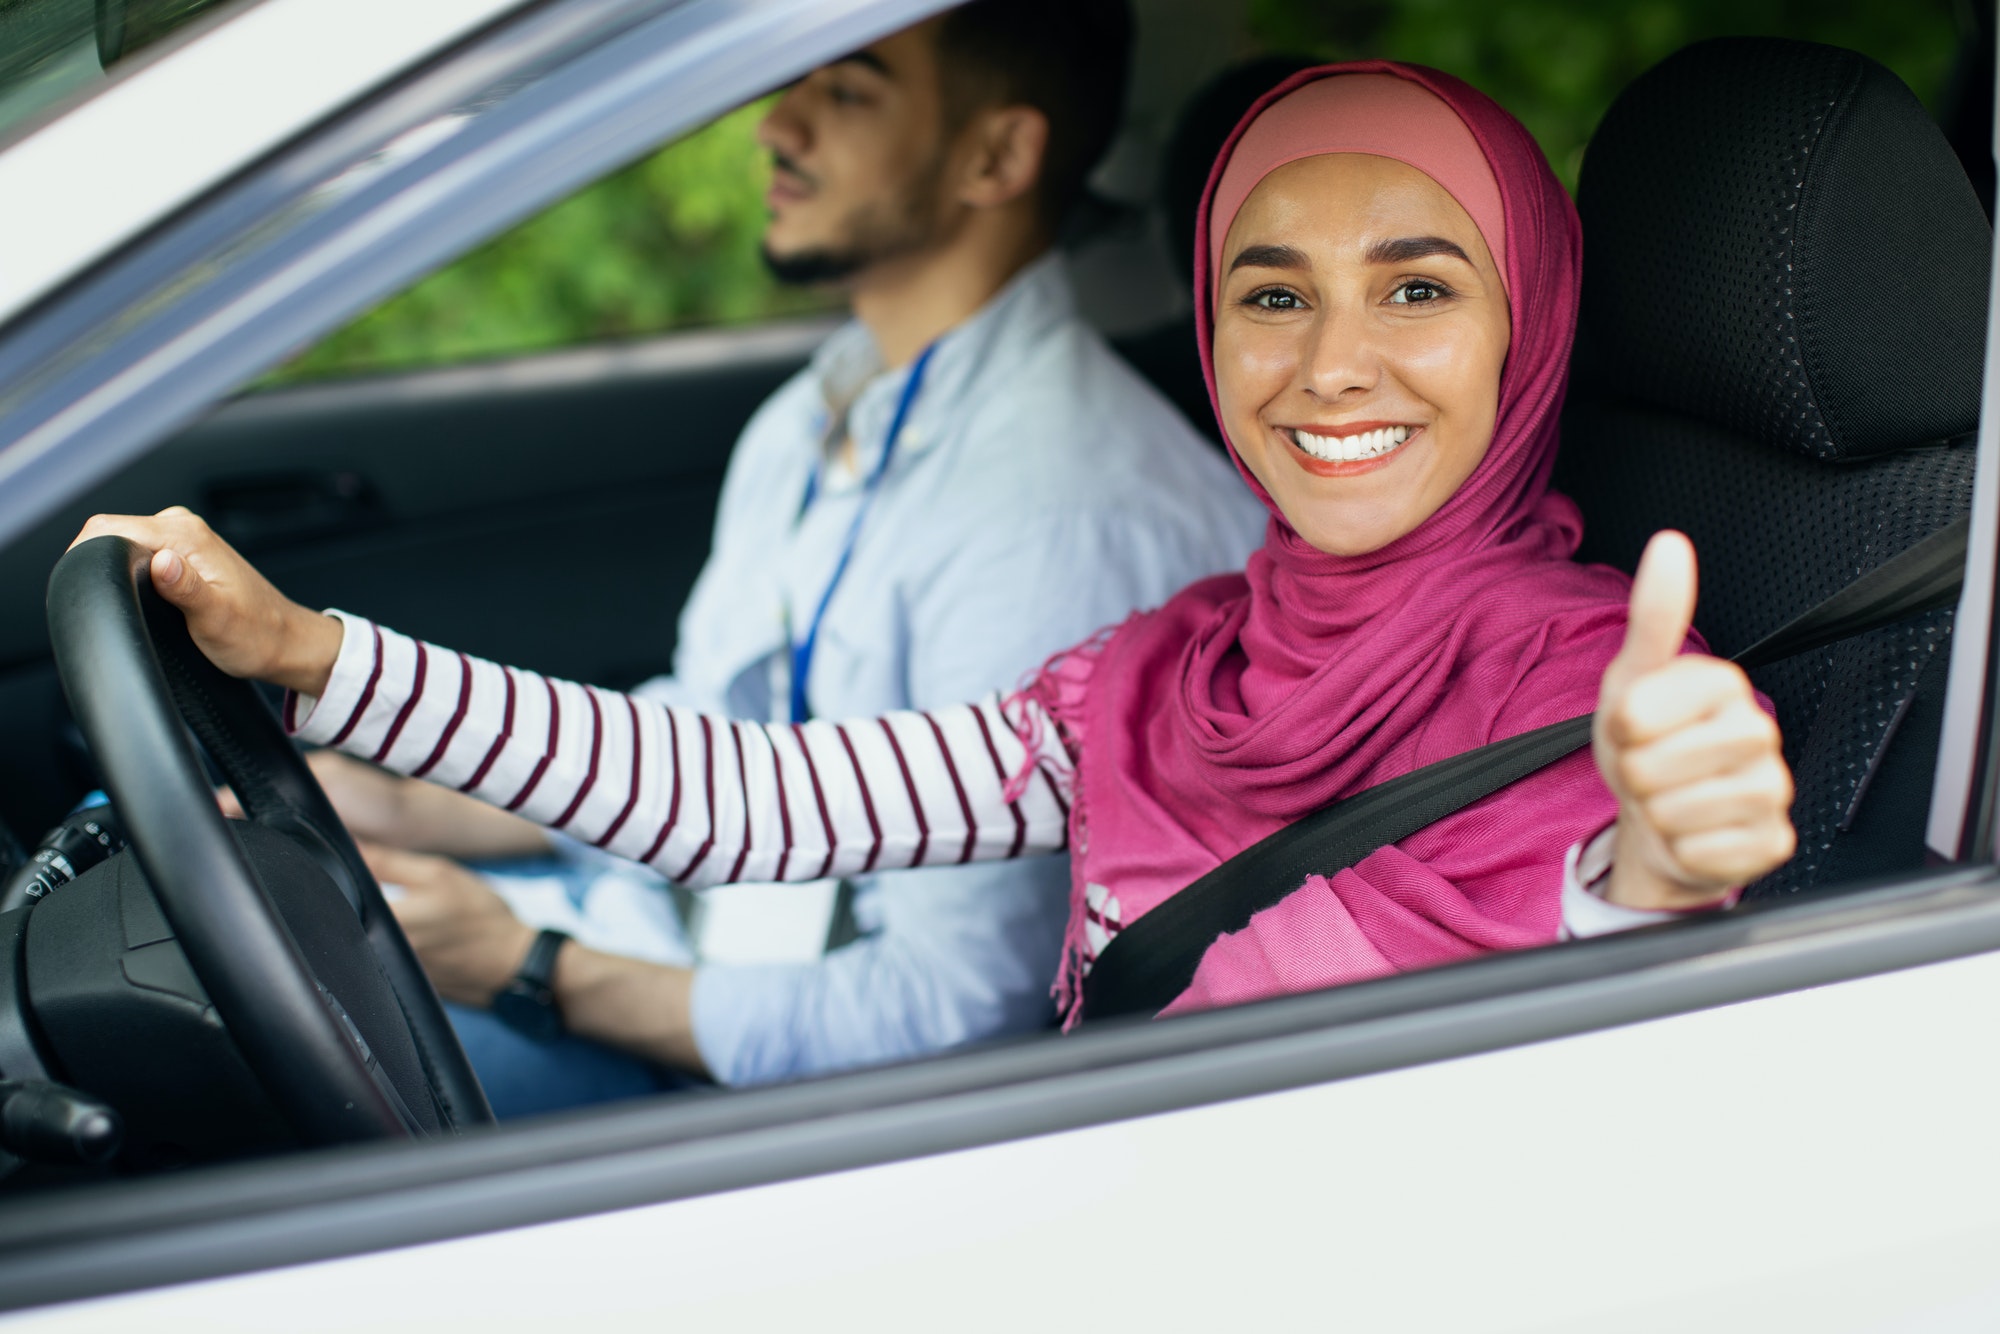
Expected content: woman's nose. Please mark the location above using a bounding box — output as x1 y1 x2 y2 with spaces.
1301 307 1381 401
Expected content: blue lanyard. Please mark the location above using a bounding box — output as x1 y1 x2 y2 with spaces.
789 341 938 724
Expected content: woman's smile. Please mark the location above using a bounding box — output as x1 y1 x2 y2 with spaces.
1280 421 1423 476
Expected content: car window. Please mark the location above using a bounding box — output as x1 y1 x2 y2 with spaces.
267 99 845 384
1244 0 1963 187
0 0 1995 1300
0 0 1996 1319
0 0 250 146
270 0 1966 386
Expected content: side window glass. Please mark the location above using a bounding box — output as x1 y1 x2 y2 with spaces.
270 100 842 384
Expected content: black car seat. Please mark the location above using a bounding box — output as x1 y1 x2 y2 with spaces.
1554 37 1991 897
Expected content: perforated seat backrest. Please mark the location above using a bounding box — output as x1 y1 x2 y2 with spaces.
1555 37 1991 895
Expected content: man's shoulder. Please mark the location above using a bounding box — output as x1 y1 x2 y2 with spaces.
947 322 1235 500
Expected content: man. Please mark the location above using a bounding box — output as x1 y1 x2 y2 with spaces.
313 0 1264 1112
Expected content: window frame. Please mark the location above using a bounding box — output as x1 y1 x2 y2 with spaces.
0 0 1993 1313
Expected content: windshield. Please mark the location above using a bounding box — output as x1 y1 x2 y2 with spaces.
0 0 247 145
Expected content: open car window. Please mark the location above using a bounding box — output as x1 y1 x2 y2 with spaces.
265 100 842 384
0 0 1994 1320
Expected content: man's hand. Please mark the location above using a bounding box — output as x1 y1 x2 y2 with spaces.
360 842 535 1008
69 507 341 696
1593 531 1797 911
361 841 707 1075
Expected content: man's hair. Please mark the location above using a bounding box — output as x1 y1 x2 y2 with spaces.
933 0 1135 229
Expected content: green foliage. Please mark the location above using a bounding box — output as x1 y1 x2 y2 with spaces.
271 100 839 383
278 3 1967 383
1247 0 1964 189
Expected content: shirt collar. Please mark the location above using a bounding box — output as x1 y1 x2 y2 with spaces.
808 251 1076 485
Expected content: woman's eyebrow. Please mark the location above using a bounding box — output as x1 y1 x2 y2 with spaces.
1227 243 1310 274
1366 235 1473 266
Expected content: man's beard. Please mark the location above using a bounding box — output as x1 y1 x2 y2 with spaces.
760 243 877 287
761 153 946 288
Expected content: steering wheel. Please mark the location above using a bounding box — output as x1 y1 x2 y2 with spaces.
46 537 492 1143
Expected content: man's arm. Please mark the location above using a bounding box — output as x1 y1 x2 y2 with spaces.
359 841 706 1074
551 946 702 1073
304 751 553 860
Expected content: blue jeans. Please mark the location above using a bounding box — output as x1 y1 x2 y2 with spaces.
448 1002 689 1119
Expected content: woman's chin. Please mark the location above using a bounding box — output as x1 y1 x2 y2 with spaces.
1267 484 1427 557
1300 534 1396 558
1287 514 1412 558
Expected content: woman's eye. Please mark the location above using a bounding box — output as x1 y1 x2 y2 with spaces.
1245 288 1305 312
1387 280 1451 305
828 84 867 107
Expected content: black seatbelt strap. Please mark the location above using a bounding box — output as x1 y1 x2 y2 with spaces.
1730 517 1967 669
1080 515 1970 1022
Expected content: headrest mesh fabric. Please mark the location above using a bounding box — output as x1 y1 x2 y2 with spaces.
1575 37 1990 462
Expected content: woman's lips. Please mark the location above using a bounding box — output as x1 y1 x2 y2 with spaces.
1280 423 1423 477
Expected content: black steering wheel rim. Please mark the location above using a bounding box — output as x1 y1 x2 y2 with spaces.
46 536 492 1143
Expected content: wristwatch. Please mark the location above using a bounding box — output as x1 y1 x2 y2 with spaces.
490 928 571 1043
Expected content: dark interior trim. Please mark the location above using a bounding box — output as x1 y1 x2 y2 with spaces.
0 864 1994 1312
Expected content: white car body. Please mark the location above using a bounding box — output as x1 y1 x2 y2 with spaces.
18 953 2000 1332
0 2 1995 1330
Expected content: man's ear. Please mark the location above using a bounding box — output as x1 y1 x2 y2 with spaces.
955 104 1050 211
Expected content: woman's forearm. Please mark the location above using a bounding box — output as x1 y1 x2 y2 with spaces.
289 615 1073 886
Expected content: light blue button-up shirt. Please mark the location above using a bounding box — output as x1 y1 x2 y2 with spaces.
630 253 1263 1086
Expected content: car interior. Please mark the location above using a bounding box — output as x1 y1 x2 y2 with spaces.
0 0 1990 1198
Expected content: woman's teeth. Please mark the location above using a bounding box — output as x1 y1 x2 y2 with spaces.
1292 425 1413 463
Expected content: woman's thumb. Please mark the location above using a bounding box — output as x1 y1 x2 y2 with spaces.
1617 530 1698 677
149 547 206 613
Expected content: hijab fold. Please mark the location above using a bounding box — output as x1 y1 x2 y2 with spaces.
1034 63 1660 1022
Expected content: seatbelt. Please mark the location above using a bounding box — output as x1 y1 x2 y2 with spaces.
1080 515 1970 1022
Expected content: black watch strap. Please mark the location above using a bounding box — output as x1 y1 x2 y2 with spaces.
491 929 571 1043
517 928 571 990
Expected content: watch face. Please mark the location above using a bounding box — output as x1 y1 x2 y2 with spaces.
491 985 562 1044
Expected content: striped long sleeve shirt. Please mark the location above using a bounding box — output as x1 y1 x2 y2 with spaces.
290 613 1075 889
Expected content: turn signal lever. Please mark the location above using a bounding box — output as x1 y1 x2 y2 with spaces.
0 1080 122 1166
0 806 124 914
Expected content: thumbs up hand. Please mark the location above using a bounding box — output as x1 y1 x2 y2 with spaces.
1592 531 1796 911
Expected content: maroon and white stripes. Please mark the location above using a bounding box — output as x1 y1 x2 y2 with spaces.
290 612 1073 888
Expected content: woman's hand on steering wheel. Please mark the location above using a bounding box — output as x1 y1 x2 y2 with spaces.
1594 531 1797 911
70 507 341 697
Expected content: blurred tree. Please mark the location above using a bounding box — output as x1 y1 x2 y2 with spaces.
276 2 1966 383
273 99 839 382
1248 0 1963 188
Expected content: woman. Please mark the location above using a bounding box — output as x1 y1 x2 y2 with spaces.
75 63 1794 1026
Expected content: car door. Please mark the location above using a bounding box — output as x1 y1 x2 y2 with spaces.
1 0 1998 1329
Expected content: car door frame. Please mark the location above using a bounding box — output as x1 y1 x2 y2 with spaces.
0 0 1997 1315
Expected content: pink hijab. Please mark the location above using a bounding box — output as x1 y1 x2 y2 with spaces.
1033 62 1660 1023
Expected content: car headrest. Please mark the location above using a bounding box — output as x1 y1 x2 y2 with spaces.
1575 37 1991 462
